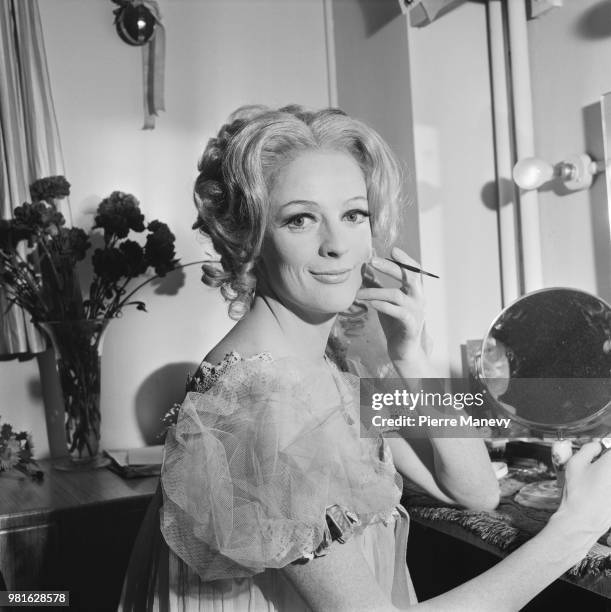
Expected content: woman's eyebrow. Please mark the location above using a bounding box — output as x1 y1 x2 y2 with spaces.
280 196 368 209
280 199 318 209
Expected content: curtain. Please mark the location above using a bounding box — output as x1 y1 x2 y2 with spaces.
0 0 69 357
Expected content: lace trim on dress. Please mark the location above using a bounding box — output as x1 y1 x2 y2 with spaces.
187 351 274 393
163 352 274 427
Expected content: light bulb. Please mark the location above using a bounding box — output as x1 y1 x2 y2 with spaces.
512 157 554 190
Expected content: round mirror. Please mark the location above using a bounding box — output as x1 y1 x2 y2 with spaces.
477 287 611 437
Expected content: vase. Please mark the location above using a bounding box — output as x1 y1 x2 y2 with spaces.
38 319 111 470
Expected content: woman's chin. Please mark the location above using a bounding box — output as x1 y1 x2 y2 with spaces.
309 296 358 317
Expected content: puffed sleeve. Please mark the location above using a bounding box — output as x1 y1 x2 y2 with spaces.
160 356 402 581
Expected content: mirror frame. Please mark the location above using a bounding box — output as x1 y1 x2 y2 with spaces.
476 287 611 437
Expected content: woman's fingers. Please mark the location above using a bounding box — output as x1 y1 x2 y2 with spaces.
362 299 415 322
567 441 605 474
361 264 384 289
367 247 424 299
357 287 411 305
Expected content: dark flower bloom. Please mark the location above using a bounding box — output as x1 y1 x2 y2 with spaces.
13 202 45 229
1 175 184 324
93 191 145 239
64 228 91 262
12 202 65 235
40 207 66 232
120 240 147 276
92 247 129 284
29 176 71 202
144 220 178 276
0 418 38 478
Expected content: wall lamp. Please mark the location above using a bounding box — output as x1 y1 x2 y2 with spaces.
512 154 607 191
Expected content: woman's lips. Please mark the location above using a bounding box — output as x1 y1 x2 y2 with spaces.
310 268 352 284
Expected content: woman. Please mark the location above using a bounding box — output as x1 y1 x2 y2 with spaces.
120 105 611 611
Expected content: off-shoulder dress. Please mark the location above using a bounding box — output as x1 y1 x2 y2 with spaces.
119 351 417 611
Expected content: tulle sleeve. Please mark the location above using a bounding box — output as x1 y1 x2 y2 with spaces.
160 355 402 581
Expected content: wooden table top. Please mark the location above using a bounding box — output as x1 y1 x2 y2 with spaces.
0 460 158 530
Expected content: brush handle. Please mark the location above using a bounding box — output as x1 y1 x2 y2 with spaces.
384 258 440 279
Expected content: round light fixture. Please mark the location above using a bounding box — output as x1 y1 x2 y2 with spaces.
113 1 157 47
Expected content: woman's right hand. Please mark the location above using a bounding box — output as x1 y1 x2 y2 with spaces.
550 441 611 552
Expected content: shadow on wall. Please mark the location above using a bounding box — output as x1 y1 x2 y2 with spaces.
480 177 515 212
583 101 611 301
575 0 611 39
356 0 402 36
134 361 198 444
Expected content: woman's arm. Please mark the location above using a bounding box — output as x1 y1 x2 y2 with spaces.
386 435 499 511
283 442 611 611
358 249 499 510
389 355 500 510
282 512 585 612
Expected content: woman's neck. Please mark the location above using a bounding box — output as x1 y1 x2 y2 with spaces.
241 292 337 363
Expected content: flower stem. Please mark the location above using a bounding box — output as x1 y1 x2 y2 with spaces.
111 260 205 317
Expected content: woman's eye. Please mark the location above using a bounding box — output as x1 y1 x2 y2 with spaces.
286 214 315 230
345 210 370 223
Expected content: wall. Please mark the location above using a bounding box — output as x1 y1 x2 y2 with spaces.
400 0 611 375
0 0 330 455
406 2 502 376
527 1 611 301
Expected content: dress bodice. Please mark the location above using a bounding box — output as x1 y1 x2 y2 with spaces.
120 351 416 611
161 351 403 581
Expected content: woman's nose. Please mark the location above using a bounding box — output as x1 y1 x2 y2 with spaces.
318 221 349 258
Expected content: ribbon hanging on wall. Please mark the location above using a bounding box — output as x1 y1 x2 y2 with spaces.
112 0 165 129
141 1 165 129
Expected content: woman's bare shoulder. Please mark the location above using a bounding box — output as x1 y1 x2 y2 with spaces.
203 339 256 366
203 318 272 366
204 311 294 366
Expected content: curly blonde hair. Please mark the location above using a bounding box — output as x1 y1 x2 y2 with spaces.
193 104 404 320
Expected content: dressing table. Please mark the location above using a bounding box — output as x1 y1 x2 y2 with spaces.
0 463 157 611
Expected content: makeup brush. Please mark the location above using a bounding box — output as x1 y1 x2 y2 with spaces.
384 258 440 279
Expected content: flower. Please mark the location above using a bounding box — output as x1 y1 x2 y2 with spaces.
12 201 65 242
144 220 178 276
64 227 91 261
93 191 146 239
120 240 148 276
0 417 40 478
92 247 130 284
0 438 20 471
29 176 71 202
0 175 190 323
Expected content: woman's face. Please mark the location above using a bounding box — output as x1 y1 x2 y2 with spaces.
260 149 372 319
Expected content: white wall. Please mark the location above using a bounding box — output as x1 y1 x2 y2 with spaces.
0 0 330 456
407 2 502 376
402 0 611 376
527 1 611 301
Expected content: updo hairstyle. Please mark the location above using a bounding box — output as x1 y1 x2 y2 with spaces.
193 104 404 320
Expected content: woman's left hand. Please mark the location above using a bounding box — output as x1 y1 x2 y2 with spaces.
356 246 432 369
